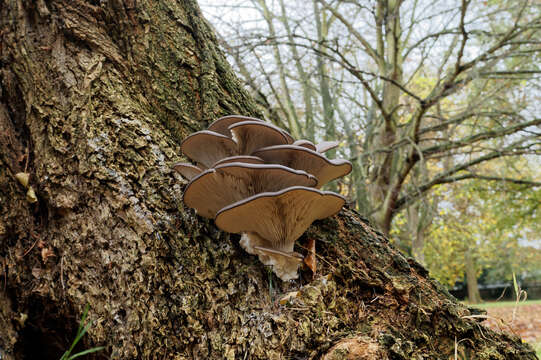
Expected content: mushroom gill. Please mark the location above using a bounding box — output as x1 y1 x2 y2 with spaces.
172 162 202 181
212 155 265 167
183 163 317 218
252 144 352 188
181 130 237 168
229 120 293 154
215 186 345 281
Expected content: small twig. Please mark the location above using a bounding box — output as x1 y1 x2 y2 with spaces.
61 255 65 291
22 234 40 258
2 259 6 292
24 147 29 172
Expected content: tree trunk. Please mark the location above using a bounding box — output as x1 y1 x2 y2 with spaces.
465 249 483 304
0 0 534 359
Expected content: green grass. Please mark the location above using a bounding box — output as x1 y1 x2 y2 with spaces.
60 304 104 360
467 299 541 309
534 341 541 358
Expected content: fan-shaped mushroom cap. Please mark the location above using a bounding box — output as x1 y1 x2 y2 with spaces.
293 139 317 151
212 155 265 167
252 145 352 188
229 121 293 154
172 162 202 181
216 186 345 280
316 140 340 153
183 163 317 218
208 115 264 137
181 130 237 168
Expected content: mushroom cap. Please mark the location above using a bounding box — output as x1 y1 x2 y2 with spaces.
208 115 264 137
229 120 293 154
212 155 265 167
181 130 237 168
215 186 345 248
293 139 317 151
183 163 317 218
172 162 202 181
316 140 340 153
252 145 352 188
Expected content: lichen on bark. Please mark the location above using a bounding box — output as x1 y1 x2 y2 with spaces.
0 0 537 359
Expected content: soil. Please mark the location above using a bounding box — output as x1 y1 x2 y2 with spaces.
483 303 541 345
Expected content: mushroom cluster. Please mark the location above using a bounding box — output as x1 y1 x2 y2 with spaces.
174 115 352 281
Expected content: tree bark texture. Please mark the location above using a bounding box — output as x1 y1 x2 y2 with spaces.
0 0 536 359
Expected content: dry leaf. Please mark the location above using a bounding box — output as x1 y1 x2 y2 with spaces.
31 267 42 279
15 172 29 188
41 247 55 262
279 291 300 305
304 238 317 275
26 187 38 203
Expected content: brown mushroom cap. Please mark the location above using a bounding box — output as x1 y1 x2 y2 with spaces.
229 121 293 154
212 155 265 167
293 139 317 151
316 140 340 153
172 162 202 181
215 186 345 249
181 130 237 168
183 163 317 218
252 145 352 188
207 115 264 137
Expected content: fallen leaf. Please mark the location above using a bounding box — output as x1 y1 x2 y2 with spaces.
15 172 29 188
26 187 38 203
279 291 300 305
41 248 55 262
304 238 317 275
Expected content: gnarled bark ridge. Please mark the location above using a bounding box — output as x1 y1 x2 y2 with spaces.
0 0 536 359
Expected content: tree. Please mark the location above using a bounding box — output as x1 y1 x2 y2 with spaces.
205 0 541 235
419 170 541 302
0 0 536 358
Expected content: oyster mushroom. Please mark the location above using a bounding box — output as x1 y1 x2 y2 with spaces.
293 139 340 153
181 130 237 168
212 155 265 167
183 163 317 218
228 120 294 154
316 140 340 153
215 186 345 280
181 122 295 169
293 139 317 151
252 145 352 188
208 115 263 137
172 162 202 181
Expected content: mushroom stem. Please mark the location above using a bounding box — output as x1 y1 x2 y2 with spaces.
239 232 303 281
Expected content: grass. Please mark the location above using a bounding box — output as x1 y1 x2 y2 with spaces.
467 299 541 309
60 304 104 360
466 298 541 357
534 341 541 358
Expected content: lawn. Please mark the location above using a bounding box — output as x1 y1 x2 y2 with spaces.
467 300 541 357
468 299 541 309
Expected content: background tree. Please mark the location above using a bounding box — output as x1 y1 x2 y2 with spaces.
203 0 541 233
0 0 537 358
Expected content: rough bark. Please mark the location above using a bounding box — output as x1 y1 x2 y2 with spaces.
0 0 536 359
